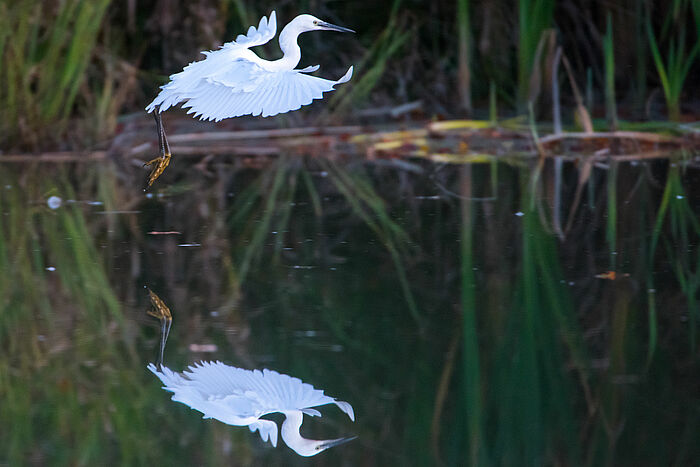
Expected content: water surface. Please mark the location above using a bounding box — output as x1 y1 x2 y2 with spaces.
1 152 699 466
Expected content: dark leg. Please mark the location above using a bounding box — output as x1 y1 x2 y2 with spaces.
157 314 172 371
144 105 172 189
155 105 171 158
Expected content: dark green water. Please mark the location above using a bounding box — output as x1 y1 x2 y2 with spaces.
1 154 699 466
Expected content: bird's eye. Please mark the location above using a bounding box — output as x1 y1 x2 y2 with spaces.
313 20 318 25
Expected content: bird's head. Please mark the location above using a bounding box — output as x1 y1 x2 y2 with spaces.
293 436 358 457
293 14 355 34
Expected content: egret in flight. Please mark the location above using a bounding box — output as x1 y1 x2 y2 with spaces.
143 11 355 188
148 361 356 456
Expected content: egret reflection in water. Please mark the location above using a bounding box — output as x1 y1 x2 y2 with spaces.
146 290 356 457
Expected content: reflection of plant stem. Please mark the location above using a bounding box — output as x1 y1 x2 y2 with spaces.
650 165 700 359
527 102 546 211
460 165 482 465
321 159 422 325
237 159 289 283
607 162 618 270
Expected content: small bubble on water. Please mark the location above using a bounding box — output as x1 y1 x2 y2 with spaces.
45 266 56 272
47 196 62 209
145 193 154 199
676 195 684 200
515 211 524 217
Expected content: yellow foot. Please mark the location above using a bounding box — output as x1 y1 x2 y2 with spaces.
146 288 173 321
144 152 172 189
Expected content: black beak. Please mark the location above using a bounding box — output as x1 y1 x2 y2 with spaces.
319 436 357 450
318 21 355 33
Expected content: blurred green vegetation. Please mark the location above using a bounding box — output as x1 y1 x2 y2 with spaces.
1 0 699 151
1 154 700 464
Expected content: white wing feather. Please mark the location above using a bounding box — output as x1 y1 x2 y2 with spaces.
248 419 278 447
229 11 277 48
145 11 279 113
148 361 355 446
181 66 353 121
180 361 354 419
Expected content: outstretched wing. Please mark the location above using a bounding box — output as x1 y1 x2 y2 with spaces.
227 11 277 48
180 66 353 121
145 12 277 113
183 361 355 420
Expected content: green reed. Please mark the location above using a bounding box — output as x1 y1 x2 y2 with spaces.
603 13 618 130
646 8 700 121
456 0 472 114
326 0 410 115
517 0 554 108
0 0 110 149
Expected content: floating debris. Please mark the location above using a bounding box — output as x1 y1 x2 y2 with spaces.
188 344 218 352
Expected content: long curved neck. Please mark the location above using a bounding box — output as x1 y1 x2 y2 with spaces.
275 21 303 70
281 411 315 456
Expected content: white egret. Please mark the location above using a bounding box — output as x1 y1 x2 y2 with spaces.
143 11 355 187
148 361 356 456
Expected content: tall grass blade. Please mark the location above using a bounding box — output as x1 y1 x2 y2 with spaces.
603 13 618 130
517 0 554 108
646 15 700 121
457 0 472 115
